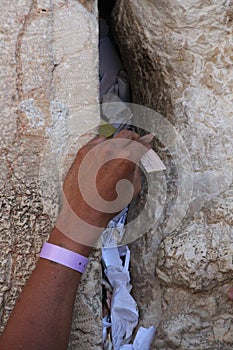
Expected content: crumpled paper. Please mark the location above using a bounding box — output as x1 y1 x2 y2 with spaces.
100 17 156 350
102 241 156 349
102 245 138 349
120 326 156 350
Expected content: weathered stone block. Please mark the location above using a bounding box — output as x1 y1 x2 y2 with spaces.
113 1 233 348
0 1 101 348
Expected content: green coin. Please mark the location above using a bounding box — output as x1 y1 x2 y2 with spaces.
99 122 116 138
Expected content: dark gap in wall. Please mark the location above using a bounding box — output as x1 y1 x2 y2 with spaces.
99 0 148 221
99 5 152 348
98 0 115 24
98 0 148 227
98 0 128 98
98 0 118 51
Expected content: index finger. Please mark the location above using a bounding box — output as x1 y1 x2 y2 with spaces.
114 129 140 141
115 129 151 152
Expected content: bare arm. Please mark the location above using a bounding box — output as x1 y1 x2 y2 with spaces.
0 131 147 350
0 227 91 350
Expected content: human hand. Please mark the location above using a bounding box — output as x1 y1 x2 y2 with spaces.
55 130 150 246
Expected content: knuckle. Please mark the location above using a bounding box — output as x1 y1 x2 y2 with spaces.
118 130 129 137
77 147 86 158
119 148 132 159
101 143 114 157
117 130 133 138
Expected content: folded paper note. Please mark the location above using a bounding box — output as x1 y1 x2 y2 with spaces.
120 326 156 350
102 245 139 350
141 149 166 173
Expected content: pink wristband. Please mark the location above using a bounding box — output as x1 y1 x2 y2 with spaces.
40 242 89 273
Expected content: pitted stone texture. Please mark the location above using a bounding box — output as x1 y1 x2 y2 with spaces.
0 0 100 348
113 0 233 207
68 251 102 350
156 221 233 292
203 187 233 226
0 182 52 328
156 311 233 350
153 191 233 349
113 1 233 349
153 282 233 350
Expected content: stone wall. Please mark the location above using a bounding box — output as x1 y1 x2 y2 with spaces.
1 1 233 349
113 1 233 349
0 1 101 349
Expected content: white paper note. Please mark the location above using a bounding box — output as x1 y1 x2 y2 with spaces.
133 326 156 349
141 149 166 173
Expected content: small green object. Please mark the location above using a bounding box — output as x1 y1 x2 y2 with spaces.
99 122 116 138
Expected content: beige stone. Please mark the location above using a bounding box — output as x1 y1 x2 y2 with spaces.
2 0 233 348
0 1 101 348
113 1 233 349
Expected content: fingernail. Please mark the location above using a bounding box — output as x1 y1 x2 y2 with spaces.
139 134 154 143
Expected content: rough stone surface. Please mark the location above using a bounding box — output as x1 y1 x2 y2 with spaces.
113 1 233 349
0 1 101 349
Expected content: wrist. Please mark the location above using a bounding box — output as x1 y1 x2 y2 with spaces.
49 226 92 257
64 199 111 228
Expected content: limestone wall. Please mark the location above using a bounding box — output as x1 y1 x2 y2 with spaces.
113 1 233 349
0 1 101 348
1 1 233 349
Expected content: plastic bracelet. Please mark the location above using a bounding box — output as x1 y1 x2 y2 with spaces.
40 242 89 274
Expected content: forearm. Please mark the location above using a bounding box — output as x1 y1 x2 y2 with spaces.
0 131 145 350
0 227 91 350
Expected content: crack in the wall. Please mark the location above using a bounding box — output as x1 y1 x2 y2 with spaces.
1 1 101 347
15 0 38 103
1 0 54 312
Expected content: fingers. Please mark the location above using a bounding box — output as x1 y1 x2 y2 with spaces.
89 131 151 153
114 129 140 140
114 130 140 147
114 130 151 154
88 131 152 148
75 136 106 162
139 133 154 143
118 139 151 165
76 131 151 171
137 139 151 150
